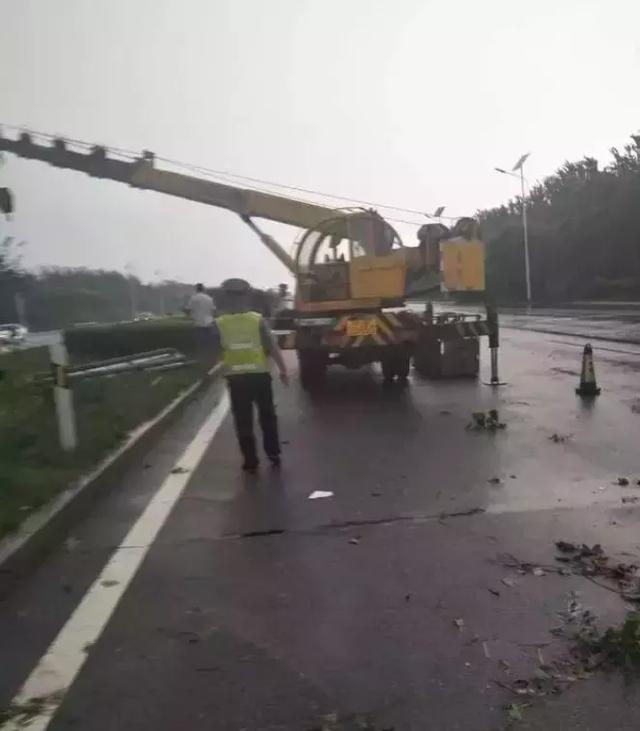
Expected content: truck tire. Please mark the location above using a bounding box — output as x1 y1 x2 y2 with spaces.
298 350 327 392
381 349 411 386
396 351 411 383
381 355 396 386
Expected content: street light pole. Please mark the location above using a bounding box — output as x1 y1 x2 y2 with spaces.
495 153 532 307
519 165 532 306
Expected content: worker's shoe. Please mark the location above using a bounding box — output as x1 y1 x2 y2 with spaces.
268 455 281 469
242 460 259 474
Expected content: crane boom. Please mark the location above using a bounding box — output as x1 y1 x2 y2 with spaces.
0 130 339 274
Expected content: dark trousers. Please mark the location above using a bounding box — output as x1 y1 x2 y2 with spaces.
194 326 215 369
227 373 280 464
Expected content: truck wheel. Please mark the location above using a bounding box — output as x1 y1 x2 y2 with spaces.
298 350 327 391
381 350 411 387
396 351 411 384
381 356 395 387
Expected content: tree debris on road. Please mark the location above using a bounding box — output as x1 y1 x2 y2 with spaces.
466 410 506 431
170 466 190 474
553 542 640 601
549 433 572 443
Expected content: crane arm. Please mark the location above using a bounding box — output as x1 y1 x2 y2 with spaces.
0 131 337 274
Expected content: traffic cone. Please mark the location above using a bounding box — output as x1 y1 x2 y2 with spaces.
576 343 601 396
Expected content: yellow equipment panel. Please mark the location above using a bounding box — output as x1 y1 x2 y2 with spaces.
440 238 485 292
349 252 406 300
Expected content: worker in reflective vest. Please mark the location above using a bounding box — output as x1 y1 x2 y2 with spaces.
213 278 289 473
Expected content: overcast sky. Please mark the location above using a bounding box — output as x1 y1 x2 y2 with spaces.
2 0 640 287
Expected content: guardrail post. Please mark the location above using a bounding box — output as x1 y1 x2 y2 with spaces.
49 333 78 451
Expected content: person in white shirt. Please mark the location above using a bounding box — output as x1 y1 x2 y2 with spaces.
188 283 215 366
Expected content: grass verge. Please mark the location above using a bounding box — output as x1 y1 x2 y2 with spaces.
0 347 199 539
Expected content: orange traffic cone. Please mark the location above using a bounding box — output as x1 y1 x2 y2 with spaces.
576 343 601 396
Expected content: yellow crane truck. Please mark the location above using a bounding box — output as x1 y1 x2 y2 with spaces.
0 129 500 389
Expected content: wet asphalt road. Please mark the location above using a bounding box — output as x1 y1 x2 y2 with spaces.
2 326 640 730
432 302 640 344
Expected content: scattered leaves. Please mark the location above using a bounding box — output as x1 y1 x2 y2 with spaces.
0 692 64 727
549 433 572 443
572 611 640 679
552 542 640 602
504 702 529 723
466 410 506 431
556 540 578 553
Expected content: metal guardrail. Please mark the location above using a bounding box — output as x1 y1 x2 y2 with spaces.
34 348 192 384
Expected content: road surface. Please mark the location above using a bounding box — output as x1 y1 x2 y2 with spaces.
2 325 640 730
432 302 640 344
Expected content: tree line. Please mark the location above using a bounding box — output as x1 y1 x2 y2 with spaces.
0 243 193 329
0 239 281 330
481 134 640 303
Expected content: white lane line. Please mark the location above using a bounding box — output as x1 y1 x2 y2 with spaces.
1 391 230 731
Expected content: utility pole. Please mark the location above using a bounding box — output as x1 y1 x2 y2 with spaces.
495 153 532 308
518 163 531 307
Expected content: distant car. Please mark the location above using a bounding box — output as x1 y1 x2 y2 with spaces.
0 323 28 344
134 312 155 321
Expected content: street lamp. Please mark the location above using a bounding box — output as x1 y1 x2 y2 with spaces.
424 206 446 222
495 153 532 307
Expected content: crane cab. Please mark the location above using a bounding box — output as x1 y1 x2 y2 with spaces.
294 209 415 312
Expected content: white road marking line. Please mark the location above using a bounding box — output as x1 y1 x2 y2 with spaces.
1 391 230 731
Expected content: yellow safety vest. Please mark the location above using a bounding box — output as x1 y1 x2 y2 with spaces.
216 311 269 375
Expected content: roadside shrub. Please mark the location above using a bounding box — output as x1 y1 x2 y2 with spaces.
64 317 198 361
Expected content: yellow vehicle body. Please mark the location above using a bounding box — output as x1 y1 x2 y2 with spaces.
440 238 485 292
349 252 407 300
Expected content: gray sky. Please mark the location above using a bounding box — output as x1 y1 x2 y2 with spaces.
2 0 640 287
